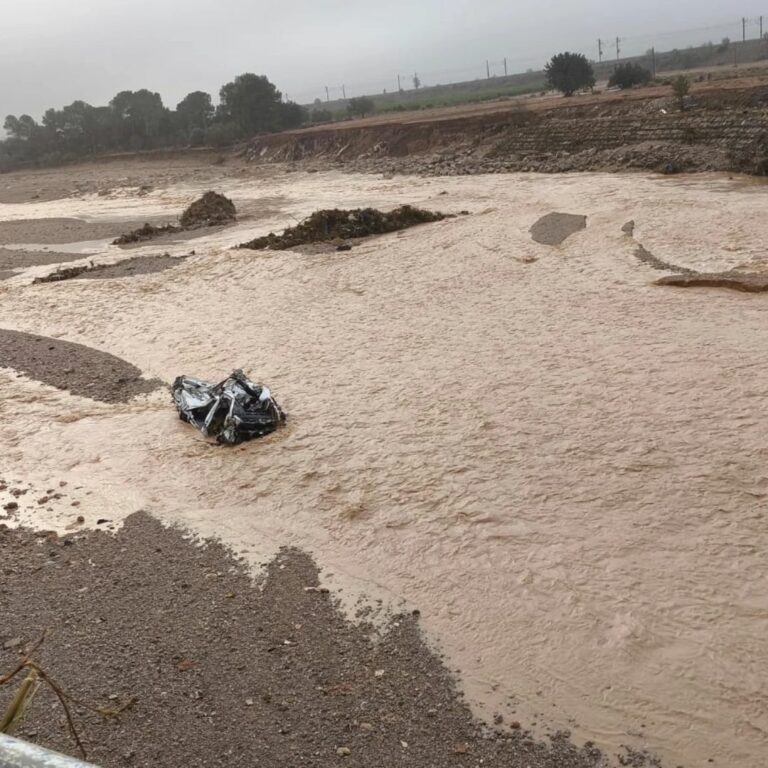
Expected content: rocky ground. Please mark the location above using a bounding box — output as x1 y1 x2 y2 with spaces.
0 330 161 403
0 513 614 768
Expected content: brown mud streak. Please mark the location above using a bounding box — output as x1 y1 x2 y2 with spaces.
33 254 189 284
634 245 694 274
0 330 161 403
0 512 614 768
656 272 768 292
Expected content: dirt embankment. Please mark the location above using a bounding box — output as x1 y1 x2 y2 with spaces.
244 83 768 177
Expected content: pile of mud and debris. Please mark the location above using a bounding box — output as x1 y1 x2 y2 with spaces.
33 253 190 285
113 191 236 245
239 205 448 251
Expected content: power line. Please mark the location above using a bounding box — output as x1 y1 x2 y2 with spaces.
299 15 762 105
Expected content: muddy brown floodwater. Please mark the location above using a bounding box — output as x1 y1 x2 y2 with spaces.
1 165 767 768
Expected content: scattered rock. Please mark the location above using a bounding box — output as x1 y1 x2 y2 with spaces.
336 747 351 757
3 502 18 512
622 220 635 236
3 636 23 650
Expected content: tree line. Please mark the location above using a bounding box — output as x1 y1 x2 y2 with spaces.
0 73 307 170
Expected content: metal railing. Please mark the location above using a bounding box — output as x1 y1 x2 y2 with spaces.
0 734 98 768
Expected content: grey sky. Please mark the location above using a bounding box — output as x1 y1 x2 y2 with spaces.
0 0 763 119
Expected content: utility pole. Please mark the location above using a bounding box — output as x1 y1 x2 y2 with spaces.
325 86 330 103
504 57 508 76
743 17 747 42
397 74 401 91
651 47 656 77
615 36 621 61
486 60 490 79
342 84 346 100
598 39 603 63
761 16 764 39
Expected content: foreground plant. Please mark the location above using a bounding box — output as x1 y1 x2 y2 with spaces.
0 633 133 759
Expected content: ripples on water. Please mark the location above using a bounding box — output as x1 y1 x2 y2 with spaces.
1 170 766 768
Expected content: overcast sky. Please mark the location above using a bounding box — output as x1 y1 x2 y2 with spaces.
0 1 764 119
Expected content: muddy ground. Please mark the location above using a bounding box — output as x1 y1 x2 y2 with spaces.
0 219 154 245
34 254 190 284
0 330 161 403
0 513 609 768
0 150 231 204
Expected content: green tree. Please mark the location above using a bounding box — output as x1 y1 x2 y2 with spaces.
176 91 214 132
347 96 375 118
4 114 38 140
545 52 595 96
218 73 283 136
412 73 421 89
41 101 102 154
110 89 167 148
608 63 652 90
672 75 690 111
279 101 307 129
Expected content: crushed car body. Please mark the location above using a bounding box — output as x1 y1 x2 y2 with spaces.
172 369 286 445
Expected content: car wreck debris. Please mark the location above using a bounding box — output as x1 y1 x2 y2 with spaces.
172 370 286 445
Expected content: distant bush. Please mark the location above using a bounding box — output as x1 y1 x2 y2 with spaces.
672 75 690 111
608 63 652 90
347 97 375 118
310 109 333 123
545 52 595 96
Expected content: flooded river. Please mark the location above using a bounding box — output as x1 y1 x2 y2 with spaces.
1 169 766 767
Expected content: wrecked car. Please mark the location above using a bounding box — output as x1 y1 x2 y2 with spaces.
172 369 286 445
